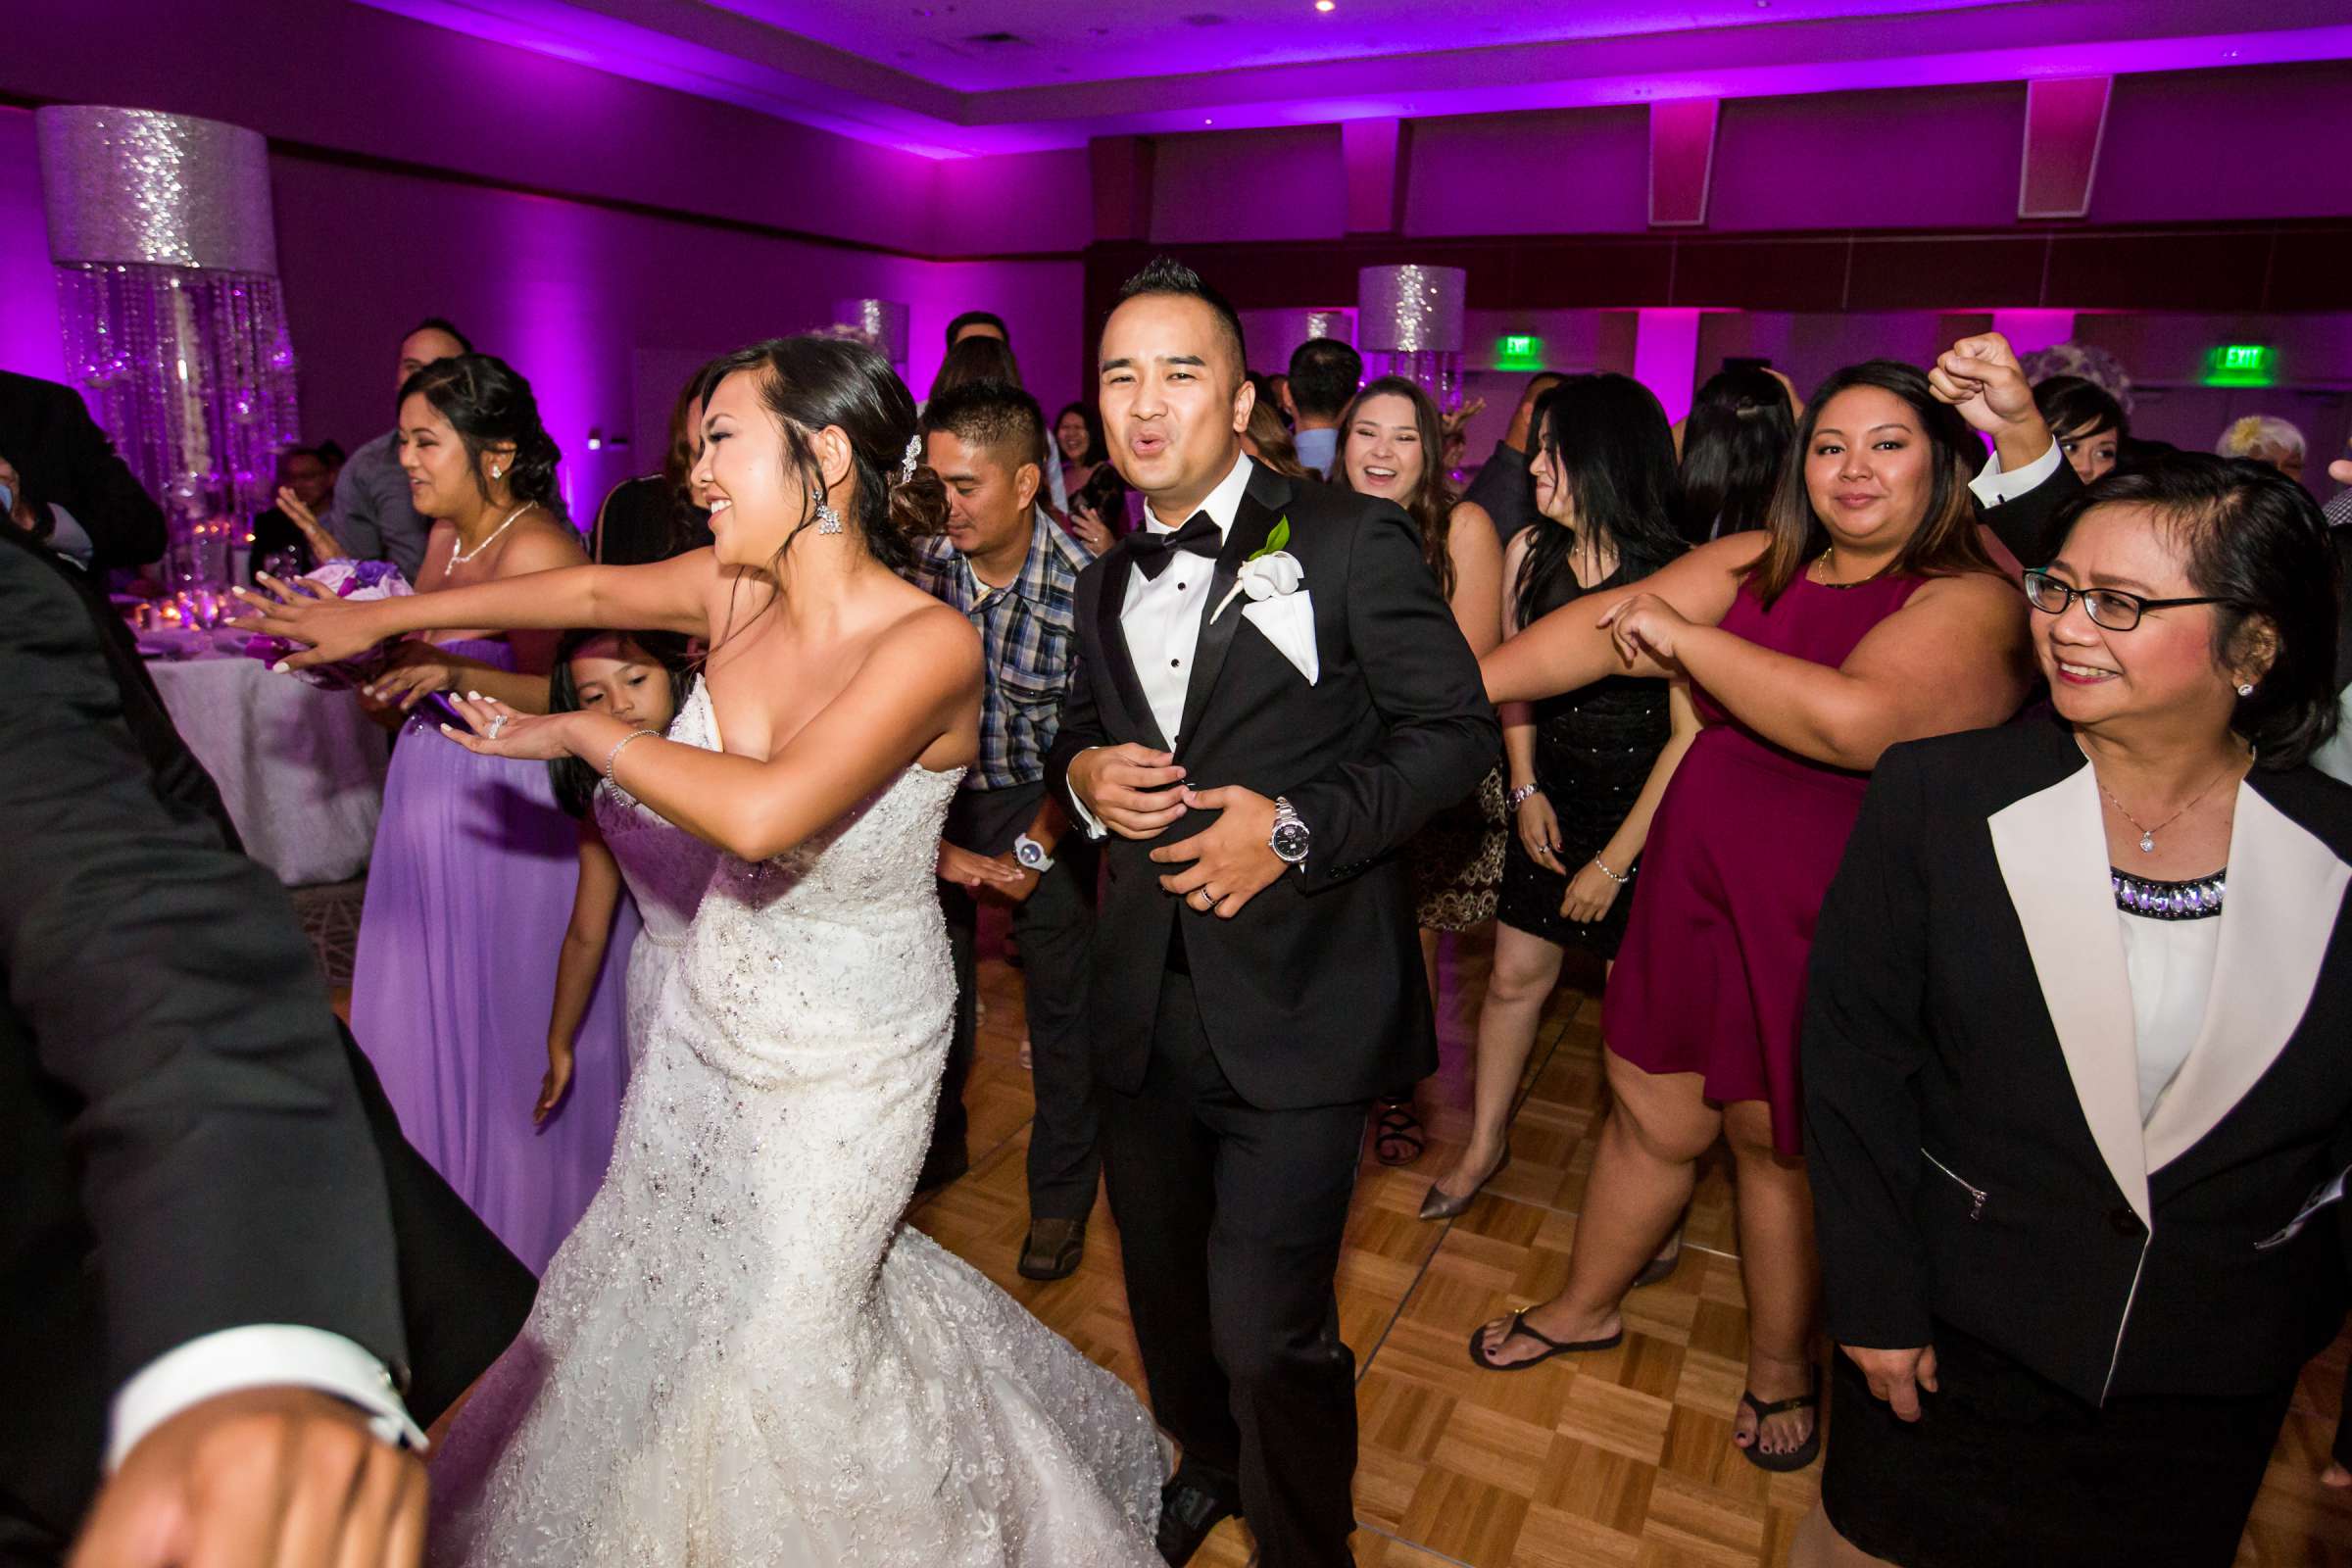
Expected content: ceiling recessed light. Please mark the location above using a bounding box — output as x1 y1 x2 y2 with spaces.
1315 1 1336 12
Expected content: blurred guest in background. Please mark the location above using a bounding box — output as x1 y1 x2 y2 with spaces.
341 352 633 1276
591 369 716 566
1468 345 2069 1477
1677 366 1799 541
0 367 167 570
2218 415 2308 487
1055 399 1109 497
1067 462 1133 556
1241 396 1312 482
1798 456 2352 1568
318 436 348 491
1338 375 1506 1170
930 327 1069 518
1424 375 1695 1223
913 379 1102 1279
1460 370 1566 548
947 309 1009 349
2034 373 2131 488
249 444 336 579
1284 337 1363 477
325 318 472 580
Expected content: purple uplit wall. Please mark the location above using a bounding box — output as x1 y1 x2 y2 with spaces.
1406 109 1650 236
1152 127 1348 244
0 110 64 382
2093 64 2352 223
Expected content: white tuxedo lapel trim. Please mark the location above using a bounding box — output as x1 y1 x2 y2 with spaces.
1989 763 2150 1227
2143 784 2348 1172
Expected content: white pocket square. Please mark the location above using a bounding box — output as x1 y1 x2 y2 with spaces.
1241 591 1319 686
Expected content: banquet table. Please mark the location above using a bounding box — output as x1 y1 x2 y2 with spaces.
142 632 389 885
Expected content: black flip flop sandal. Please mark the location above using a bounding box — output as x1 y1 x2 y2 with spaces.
1373 1099 1426 1166
1467 1310 1623 1372
1736 1371 1823 1472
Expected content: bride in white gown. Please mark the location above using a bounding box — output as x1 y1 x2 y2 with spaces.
231 336 1166 1566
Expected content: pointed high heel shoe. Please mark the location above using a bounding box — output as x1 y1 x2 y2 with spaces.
1418 1146 1510 1221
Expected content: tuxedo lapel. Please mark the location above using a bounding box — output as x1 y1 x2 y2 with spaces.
1173 465 1292 758
1092 539 1171 755
2144 783 2349 1171
1988 762 2151 1228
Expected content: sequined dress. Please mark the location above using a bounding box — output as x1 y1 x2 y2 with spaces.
431 682 1168 1566
590 770 718 1069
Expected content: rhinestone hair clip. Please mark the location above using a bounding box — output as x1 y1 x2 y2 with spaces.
900 434 921 484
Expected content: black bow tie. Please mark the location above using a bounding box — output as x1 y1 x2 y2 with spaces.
1128 513 1222 580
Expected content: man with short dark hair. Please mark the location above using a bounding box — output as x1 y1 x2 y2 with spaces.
946 310 1009 349
322 318 471 579
909 379 1102 1279
1459 369 1565 545
1281 338 1362 478
1052 257 1496 1567
249 446 332 577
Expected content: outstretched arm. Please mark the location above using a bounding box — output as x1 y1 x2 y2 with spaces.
443 604 984 864
230 547 719 666
1481 532 1764 705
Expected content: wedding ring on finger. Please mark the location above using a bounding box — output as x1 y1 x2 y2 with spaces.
486 711 510 740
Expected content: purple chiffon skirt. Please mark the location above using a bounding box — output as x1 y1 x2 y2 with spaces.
350 645 636 1274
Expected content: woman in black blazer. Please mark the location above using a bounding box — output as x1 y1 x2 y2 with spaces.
1799 454 2352 1567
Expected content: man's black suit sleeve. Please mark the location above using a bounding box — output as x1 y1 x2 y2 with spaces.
0 544 405 1387
24 380 167 569
1978 449 2082 570
1044 564 1109 808
1283 507 1499 887
1802 742 1936 1351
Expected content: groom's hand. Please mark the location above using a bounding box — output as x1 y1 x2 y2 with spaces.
1152 786 1285 918
1067 744 1189 840
73 1387 425 1568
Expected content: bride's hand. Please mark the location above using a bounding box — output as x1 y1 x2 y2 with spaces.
441 693 581 762
227 574 390 668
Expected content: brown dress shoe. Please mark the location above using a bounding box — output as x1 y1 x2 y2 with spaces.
1017 1217 1087 1281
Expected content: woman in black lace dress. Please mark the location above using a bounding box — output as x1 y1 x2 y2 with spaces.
1421 375 1701 1219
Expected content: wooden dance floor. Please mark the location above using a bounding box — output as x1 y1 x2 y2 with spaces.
911 924 2352 1568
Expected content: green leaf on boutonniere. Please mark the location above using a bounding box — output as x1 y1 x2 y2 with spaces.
1250 516 1291 562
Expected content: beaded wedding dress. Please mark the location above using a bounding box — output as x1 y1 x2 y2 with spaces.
430 682 1167 1566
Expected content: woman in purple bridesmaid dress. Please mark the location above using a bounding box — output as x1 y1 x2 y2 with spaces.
346 355 635 1274
1465 347 2075 1472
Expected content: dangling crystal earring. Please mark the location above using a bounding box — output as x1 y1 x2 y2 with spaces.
491 465 504 480
2237 682 2255 697
815 502 844 535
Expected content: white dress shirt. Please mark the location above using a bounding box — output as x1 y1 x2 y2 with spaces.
1069 452 1257 837
1968 437 2063 510
109 1325 424 1470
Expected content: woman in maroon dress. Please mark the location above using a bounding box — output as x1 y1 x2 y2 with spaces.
1464 344 2071 1470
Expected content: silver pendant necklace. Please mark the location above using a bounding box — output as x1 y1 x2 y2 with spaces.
450 502 531 566
2080 740 2242 854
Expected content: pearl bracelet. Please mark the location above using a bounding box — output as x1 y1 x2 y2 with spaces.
603 727 661 785
1591 854 1632 886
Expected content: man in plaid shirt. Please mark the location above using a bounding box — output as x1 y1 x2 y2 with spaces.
909 378 1103 1281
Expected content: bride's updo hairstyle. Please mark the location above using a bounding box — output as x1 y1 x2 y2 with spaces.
397 353 564 512
699 334 947 573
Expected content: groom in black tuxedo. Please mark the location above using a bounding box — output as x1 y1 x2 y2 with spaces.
1048 259 1497 1567
0 523 533 1565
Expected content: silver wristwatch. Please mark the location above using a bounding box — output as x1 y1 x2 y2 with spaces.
1268 796 1310 866
1013 833 1055 873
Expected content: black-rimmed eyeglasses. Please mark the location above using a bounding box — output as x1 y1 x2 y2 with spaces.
2022 569 2225 633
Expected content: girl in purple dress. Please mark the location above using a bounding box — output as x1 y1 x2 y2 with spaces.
345 354 635 1274
1465 343 2074 1471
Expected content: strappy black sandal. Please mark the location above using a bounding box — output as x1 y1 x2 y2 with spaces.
1373 1098 1426 1167
1466 1310 1623 1372
1736 1370 1823 1472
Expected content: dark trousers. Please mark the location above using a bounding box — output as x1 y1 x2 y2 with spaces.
933 846 1102 1218
1104 970 1370 1568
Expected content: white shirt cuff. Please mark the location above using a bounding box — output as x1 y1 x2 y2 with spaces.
1066 749 1108 840
46 503 96 561
108 1326 424 1471
1970 438 2062 509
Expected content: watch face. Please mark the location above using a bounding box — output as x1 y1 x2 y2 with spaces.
1016 840 1047 867
1272 821 1310 861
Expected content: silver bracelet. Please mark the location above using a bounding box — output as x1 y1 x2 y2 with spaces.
1591 854 1632 886
603 727 661 785
1506 783 1544 812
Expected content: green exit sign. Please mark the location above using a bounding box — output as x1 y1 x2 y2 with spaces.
1496 334 1544 369
2206 344 2277 387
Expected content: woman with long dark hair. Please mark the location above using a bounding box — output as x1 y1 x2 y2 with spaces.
1464 347 2074 1476
234 334 1168 1563
1054 399 1108 495
339 353 636 1276
1678 365 1798 540
1419 374 1698 1220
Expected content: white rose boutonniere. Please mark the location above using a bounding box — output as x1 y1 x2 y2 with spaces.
1211 517 1319 685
